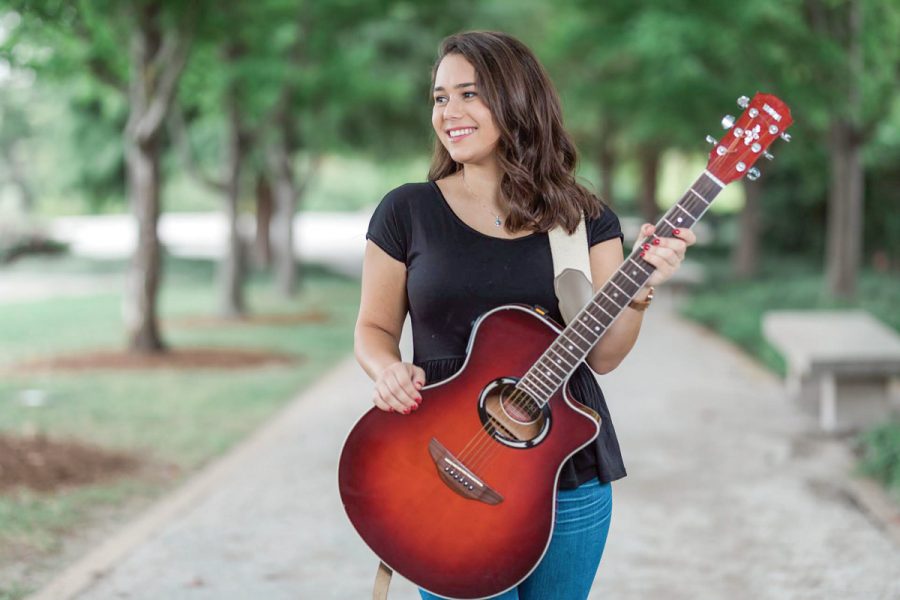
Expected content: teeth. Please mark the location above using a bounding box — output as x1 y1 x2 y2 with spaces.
449 128 475 138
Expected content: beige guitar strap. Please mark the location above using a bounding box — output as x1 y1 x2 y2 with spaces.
370 219 592 600
373 562 392 600
547 217 594 324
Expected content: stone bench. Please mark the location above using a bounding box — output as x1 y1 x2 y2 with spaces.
762 310 900 433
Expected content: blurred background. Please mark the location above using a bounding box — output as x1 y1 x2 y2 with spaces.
0 0 898 598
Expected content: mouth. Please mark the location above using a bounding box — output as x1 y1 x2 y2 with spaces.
446 127 477 142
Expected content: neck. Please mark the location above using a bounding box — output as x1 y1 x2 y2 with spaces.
461 163 503 212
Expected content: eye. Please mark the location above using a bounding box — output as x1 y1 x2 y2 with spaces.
463 91 477 99
433 95 447 104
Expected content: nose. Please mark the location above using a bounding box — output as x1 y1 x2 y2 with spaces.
442 95 463 120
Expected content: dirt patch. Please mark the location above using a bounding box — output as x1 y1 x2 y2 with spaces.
10 347 301 373
0 433 142 493
168 310 330 328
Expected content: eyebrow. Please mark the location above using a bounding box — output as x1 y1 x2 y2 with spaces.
432 82 476 92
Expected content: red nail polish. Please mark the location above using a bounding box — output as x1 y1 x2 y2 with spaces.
640 251 646 258
412 404 419 411
642 244 649 251
653 239 660 246
674 229 681 235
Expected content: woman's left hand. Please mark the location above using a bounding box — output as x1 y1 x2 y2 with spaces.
633 223 697 288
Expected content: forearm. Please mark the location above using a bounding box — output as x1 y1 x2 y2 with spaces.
585 286 651 374
354 323 403 382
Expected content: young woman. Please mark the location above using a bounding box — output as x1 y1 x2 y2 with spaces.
353 31 695 599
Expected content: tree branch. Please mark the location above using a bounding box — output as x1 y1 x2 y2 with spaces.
167 103 227 193
134 29 193 143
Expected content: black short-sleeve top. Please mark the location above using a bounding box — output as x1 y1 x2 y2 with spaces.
365 180 627 488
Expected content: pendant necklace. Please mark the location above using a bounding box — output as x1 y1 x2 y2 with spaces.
462 173 504 228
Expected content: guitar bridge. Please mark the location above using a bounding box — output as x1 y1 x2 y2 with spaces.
428 438 503 505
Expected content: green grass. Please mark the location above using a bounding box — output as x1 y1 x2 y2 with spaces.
679 253 900 497
0 254 360 559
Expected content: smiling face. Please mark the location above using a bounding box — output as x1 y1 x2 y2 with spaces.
431 53 501 167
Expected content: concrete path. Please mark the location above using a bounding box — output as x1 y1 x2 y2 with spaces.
31 294 900 600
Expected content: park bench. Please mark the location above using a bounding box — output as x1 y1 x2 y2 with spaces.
762 310 900 433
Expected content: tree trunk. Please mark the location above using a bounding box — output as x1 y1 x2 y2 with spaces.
122 3 190 352
268 136 298 298
218 84 247 318
825 120 863 299
732 179 763 279
254 173 273 268
3 145 35 213
637 146 661 223
824 0 863 300
124 132 164 351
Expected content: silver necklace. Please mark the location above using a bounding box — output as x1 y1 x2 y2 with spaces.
462 173 504 228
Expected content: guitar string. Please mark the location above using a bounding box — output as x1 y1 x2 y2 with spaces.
433 178 720 475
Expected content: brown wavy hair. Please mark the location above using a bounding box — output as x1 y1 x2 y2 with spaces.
427 31 604 234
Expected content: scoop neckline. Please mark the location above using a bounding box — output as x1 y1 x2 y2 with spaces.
428 180 540 242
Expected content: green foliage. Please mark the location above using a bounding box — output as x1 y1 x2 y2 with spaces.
679 255 900 375
859 420 900 499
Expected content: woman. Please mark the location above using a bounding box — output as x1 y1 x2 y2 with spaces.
353 31 694 599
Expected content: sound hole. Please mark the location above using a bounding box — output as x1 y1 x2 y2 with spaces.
480 381 548 446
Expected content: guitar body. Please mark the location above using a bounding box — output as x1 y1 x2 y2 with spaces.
338 305 601 599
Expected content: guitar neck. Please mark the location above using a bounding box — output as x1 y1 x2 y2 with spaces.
516 170 725 405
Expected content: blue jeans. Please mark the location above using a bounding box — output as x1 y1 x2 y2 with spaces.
419 478 613 600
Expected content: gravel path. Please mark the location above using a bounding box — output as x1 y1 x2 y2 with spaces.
28 293 899 600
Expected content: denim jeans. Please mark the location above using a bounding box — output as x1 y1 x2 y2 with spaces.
419 478 613 600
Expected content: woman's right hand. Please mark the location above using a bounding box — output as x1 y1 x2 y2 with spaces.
373 361 427 414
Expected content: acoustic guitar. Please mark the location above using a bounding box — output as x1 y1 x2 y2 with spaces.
339 93 793 599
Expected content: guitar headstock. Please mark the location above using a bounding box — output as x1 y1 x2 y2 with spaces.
706 93 793 185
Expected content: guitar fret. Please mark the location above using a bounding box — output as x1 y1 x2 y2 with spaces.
592 300 615 320
560 332 583 360
674 203 694 220
554 341 581 362
569 324 593 345
528 373 555 395
586 308 612 328
518 380 545 402
538 356 566 381
582 310 606 328
547 347 575 369
612 274 640 295
620 269 640 287
601 290 624 308
563 328 590 355
702 170 725 188
609 280 628 297
534 370 560 393
560 333 587 355
662 217 679 231
689 188 709 204
628 257 650 276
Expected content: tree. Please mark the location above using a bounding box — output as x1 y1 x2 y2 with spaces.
8 0 199 351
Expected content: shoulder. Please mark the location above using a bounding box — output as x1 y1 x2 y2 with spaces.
378 181 435 210
585 202 623 247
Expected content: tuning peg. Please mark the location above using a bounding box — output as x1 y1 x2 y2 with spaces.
737 96 750 109
746 167 761 181
721 115 735 130
780 132 792 142
705 135 717 145
763 151 774 160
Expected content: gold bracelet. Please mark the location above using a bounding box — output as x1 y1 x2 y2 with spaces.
628 286 655 312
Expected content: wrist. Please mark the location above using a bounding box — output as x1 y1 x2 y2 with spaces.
628 286 655 312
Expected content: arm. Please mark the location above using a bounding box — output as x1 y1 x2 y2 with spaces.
354 240 425 414
585 224 695 374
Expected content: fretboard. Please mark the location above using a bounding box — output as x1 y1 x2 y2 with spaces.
515 170 725 406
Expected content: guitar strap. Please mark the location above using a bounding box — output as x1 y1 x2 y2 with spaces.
369 218 591 600
547 216 594 325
